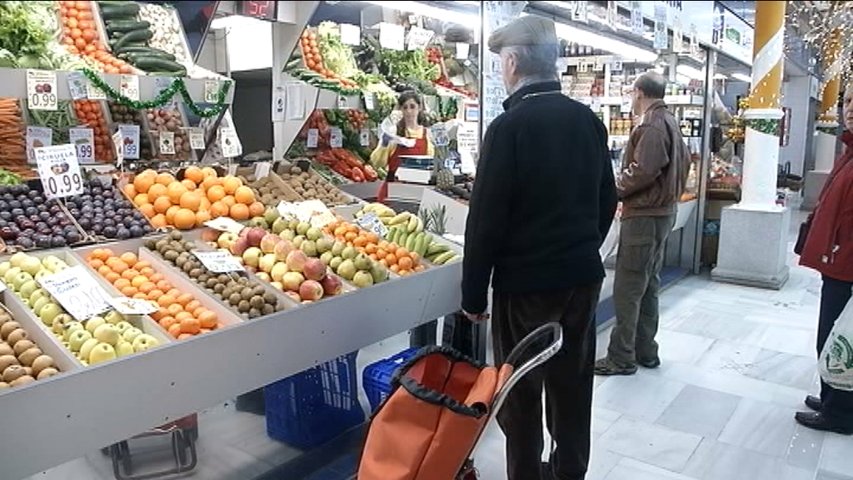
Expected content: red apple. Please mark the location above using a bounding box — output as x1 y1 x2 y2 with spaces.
274 239 294 261
246 227 267 247
320 275 342 296
303 258 327 281
284 291 301 303
281 271 305 292
230 237 249 256
286 250 308 272
299 280 324 301
260 234 281 254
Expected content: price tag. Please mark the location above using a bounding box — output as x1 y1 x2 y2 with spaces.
612 59 623 72
254 161 271 179
631 1 644 35
356 212 388 237
159 130 175 155
154 77 173 97
363 93 375 110
204 217 246 234
118 124 140 160
407 26 434 50
112 131 124 166
192 250 245 273
307 128 319 148
107 297 158 316
455 43 470 60
67 72 88 100
220 127 242 157
379 23 405 51
38 265 112 322
593 58 604 71
35 144 84 199
360 128 370 146
120 74 139 101
329 127 343 148
69 127 94 164
26 70 58 111
87 78 107 100
26 126 53 164
188 127 205 150
205 80 220 103
572 0 589 23
340 23 361 46
337 94 349 110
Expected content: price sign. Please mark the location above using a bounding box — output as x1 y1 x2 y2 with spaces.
363 93 375 110
329 127 343 148
337 94 349 110
306 128 319 148
107 297 158 316
87 78 107 100
653 3 668 50
631 1 644 35
220 127 242 157
192 250 245 273
340 23 361 46
254 161 271 179
159 130 175 155
112 130 124 166
120 74 139 101
593 58 604 71
154 77 172 97
360 128 370 146
69 127 94 163
26 70 58 111
35 144 84 199
356 212 388 237
455 42 470 60
26 126 52 164
407 26 434 50
118 124 140 159
205 80 220 103
67 71 88 100
188 127 205 149
38 265 112 322
204 217 247 234
379 23 405 51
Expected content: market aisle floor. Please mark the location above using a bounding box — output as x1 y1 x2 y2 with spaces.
472 256 853 480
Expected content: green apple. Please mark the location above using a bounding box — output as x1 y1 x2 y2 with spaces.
34 270 51 281
132 334 158 352
115 341 134 357
114 321 133 335
31 297 51 317
9 252 29 268
88 343 116 365
319 251 333 266
18 280 38 300
329 257 343 271
271 217 288 235
39 303 63 326
0 261 11 277
93 324 120 346
352 270 375 288
79 338 100 361
270 262 289 283
296 222 310 236
330 241 345 257
292 235 305 249
20 257 41 276
279 229 295 241
341 246 357 260
85 317 106 334
28 288 49 306
68 329 92 352
3 267 21 284
41 255 63 271
53 313 72 327
104 311 124 325
63 322 84 341
11 272 33 291
121 327 142 343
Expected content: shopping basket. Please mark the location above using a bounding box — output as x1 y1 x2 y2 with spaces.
357 322 563 480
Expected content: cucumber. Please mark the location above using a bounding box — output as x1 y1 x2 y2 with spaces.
100 3 140 18
113 29 153 50
115 46 166 56
131 56 186 73
119 50 176 62
106 21 151 33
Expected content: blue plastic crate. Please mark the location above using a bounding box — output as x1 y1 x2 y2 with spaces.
363 347 421 411
264 351 364 449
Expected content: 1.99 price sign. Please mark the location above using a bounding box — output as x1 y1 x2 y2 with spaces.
26 70 58 111
34 144 84 199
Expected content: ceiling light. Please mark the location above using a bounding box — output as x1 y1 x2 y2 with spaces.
676 64 705 80
551 20 657 63
731 73 752 83
714 73 729 80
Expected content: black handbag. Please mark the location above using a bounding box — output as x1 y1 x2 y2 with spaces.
794 215 813 255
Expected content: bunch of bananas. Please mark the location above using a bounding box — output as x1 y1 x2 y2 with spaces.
356 204 424 233
356 203 461 265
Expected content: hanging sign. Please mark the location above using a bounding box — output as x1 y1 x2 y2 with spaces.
363 93 375 110
38 265 112 322
630 1 644 35
34 144 84 199
407 26 434 51
26 126 52 164
572 1 589 23
120 74 139 101
26 70 58 111
653 3 668 50
360 129 370 147
607 1 618 30
379 23 405 51
455 43 470 60
69 127 95 164
220 127 242 157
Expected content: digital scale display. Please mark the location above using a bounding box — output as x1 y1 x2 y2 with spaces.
240 1 276 21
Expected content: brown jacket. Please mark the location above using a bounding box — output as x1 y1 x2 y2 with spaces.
618 100 690 218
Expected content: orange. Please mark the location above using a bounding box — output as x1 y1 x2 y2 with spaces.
133 193 150 206
167 323 182 338
234 186 255 205
147 183 168 203
398 256 413 271
123 183 136 198
167 183 188 204
248 201 265 217
178 333 194 340
139 282 156 294
385 253 397 265
134 260 150 270
139 169 158 178
133 292 148 300
174 208 196 230
122 269 140 280
201 176 221 191
396 247 409 258
176 293 194 307
121 285 137 297
229 203 249 220
149 273 165 284
199 197 211 211
150 214 167 228
98 265 112 276
181 179 197 191
222 176 242 195
120 252 137 265
210 201 229 218
221 195 236 208
151 309 165 321
158 294 176 308
159 316 177 330
184 300 202 315
175 311 194 323
195 210 211 225
138 203 155 218
179 191 201 211
156 172 175 186
133 175 154 194
167 303 184 316
165 205 180 224
198 310 217 329
131 276 148 288
180 317 201 334
201 166 218 179
147 289 164 301
111 262 129 274
390 264 400 273
156 279 171 291
88 258 104 269
206 185 226 202
114 278 131 290
105 272 121 284
184 166 205 184
139 267 154 277
153 196 171 214
166 288 181 298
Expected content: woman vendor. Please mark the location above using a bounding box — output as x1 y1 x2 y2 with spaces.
370 91 434 202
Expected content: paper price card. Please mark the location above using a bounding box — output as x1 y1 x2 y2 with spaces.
363 92 375 110
306 128 319 148
154 77 172 97
35 144 84 199
356 212 388 237
330 127 343 148
188 127 205 150
360 128 370 147
26 126 53 164
455 43 470 60
69 127 95 164
112 130 124 166
38 265 112 322
107 297 158 316
159 130 176 155
120 74 139 101
572 1 589 23
192 250 244 273
26 70 58 111
204 80 220 103
407 26 433 50
118 124 140 159
340 23 361 46
220 127 242 157
87 78 107 100
67 71 88 100
631 1 644 35
204 216 246 234
379 23 405 51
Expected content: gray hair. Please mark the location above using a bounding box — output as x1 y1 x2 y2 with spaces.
503 43 559 79
634 72 667 99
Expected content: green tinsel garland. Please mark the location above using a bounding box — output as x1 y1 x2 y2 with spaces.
816 125 838 135
745 118 781 136
81 68 232 118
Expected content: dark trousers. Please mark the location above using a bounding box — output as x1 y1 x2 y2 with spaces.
818 275 853 427
493 283 601 480
608 215 675 365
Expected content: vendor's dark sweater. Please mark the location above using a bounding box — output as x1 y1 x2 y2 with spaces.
462 81 617 314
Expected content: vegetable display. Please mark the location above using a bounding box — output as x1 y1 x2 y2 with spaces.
137 3 191 64
0 2 54 68
0 99 27 167
59 0 134 74
315 148 376 183
26 101 76 145
73 100 114 162
285 26 360 96
98 1 186 75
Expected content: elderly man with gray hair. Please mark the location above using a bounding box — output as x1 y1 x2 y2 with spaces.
595 71 690 376
462 16 617 480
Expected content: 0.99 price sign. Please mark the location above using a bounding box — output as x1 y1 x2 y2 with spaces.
26 70 58 111
34 144 84 199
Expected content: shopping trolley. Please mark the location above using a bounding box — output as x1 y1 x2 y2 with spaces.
102 414 199 480
357 322 564 480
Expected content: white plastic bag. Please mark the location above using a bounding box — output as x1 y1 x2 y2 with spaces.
818 298 853 391
599 204 622 262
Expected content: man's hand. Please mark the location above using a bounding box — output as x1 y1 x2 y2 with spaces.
463 310 490 322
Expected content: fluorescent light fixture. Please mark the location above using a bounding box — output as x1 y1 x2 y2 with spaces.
551 20 657 63
361 1 480 31
713 73 729 80
676 64 705 80
731 73 752 83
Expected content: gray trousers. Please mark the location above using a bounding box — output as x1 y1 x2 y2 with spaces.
608 214 675 366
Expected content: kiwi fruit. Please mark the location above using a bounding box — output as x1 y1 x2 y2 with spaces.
10 375 35 387
263 292 277 304
237 300 250 313
164 251 179 262
6 329 27 347
12 339 35 356
229 293 241 306
37 367 59 380
18 347 42 367
249 296 265 310
0 343 12 357
3 364 26 383
170 230 183 241
213 284 225 294
189 268 203 279
0 314 11 328
252 285 266 297
31 355 54 377
262 303 275 315
0 321 20 339
0 355 19 373
248 308 261 319
218 274 230 283
241 287 253 301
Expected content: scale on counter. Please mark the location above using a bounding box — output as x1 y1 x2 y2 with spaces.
397 155 434 184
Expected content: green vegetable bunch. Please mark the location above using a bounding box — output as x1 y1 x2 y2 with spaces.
0 169 22 186
0 2 53 59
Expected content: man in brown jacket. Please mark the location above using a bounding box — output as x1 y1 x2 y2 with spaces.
595 72 689 375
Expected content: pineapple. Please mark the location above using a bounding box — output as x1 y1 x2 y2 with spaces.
436 168 454 190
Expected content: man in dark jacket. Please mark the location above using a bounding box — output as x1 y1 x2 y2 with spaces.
462 16 617 480
595 72 689 376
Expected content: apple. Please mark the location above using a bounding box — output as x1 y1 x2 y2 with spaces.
336 259 357 281
34 270 51 281
132 334 158 352
20 256 41 276
287 219 299 230
230 237 249 256
3 267 21 284
341 246 357 260
63 322 84 341
270 262 289 283
329 257 343 271
122 327 142 343
279 229 296 241
301 240 318 258
260 234 281 254
284 291 301 303
218 232 239 250
306 227 322 241
271 217 289 234
321 275 343 296
94 324 120 346
79 338 100 361
85 316 106 334
19 280 38 301
274 240 294 261
299 280 324 301
105 311 124 325
316 237 334 254
354 253 373 272
9 252 28 268
286 250 308 273
256 272 272 282
303 258 327 282
243 247 262 268
11 272 34 291
296 222 310 236
371 263 389 283
246 227 267 248
331 241 345 257
88 343 116 365
31 297 51 317
271 281 284 290
352 271 375 288
259 253 277 273
115 341 134 357
320 251 334 266
28 289 50 308
51 318 67 335
42 255 65 272
114 321 133 335
39 303 63 326
68 329 93 352
0 262 11 277
281 271 305 292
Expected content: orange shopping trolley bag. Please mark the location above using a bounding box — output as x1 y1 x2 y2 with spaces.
357 322 563 480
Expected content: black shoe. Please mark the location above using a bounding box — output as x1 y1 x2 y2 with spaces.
804 395 822 412
794 411 853 435
638 358 661 369
594 358 638 376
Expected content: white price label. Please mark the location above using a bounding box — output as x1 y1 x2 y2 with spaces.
407 26 434 50
612 59 623 72
621 97 633 114
340 23 361 46
69 127 95 163
277 199 332 225
107 297 158 316
363 93 375 110
220 127 241 157
35 144 84 199
204 217 246 234
120 74 139 101
159 130 175 155
26 126 53 164
26 70 57 111
631 1 644 35
579 62 589 73
360 128 370 146
329 127 343 148
254 161 271 179
593 58 604 71
67 72 88 100
653 3 668 50
112 131 124 165
306 128 319 148
337 94 349 110
87 78 107 100
118 124 140 160
38 265 112 322
188 127 205 150
455 43 470 60
205 80 219 103
379 23 405 50
572 0 589 23
356 212 388 238
154 77 173 97
192 250 244 273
